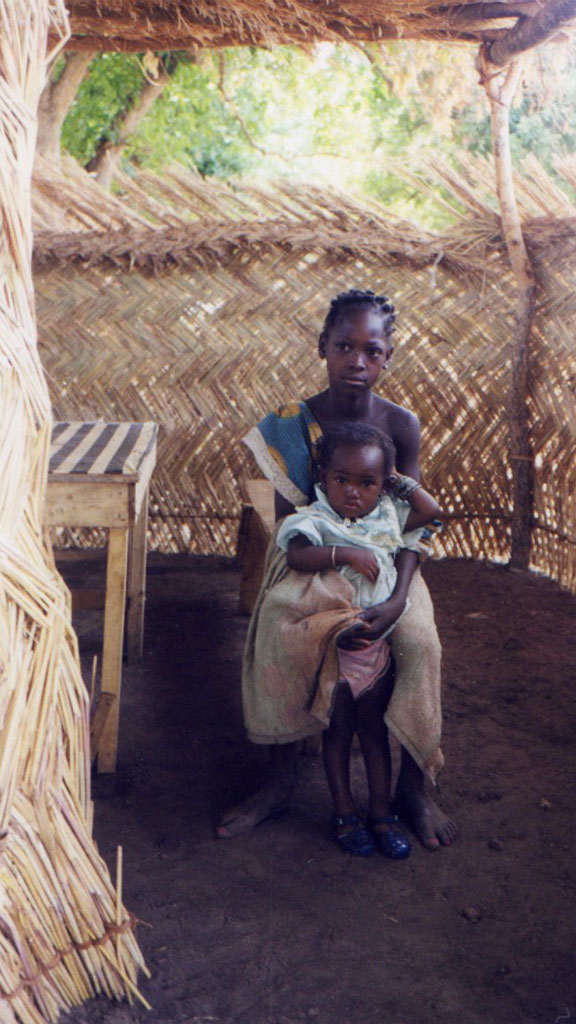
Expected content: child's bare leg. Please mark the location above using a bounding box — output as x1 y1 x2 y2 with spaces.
393 749 457 850
323 683 374 856
216 742 297 838
355 668 394 821
356 666 411 860
322 682 357 820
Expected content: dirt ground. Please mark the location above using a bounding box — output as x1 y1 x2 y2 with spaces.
59 553 576 1024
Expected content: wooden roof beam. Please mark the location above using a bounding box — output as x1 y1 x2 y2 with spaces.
56 17 404 51
485 0 576 64
432 2 542 23
56 26 508 52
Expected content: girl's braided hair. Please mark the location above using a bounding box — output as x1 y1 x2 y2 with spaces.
320 289 396 340
316 422 396 478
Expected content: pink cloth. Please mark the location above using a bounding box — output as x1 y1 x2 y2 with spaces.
337 637 391 699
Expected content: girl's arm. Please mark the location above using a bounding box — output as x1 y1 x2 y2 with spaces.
403 484 442 532
286 534 380 582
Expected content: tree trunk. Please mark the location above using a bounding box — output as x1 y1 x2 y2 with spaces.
92 67 171 189
37 51 93 161
480 53 536 569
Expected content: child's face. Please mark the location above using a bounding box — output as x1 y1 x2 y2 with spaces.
319 309 393 397
323 443 388 520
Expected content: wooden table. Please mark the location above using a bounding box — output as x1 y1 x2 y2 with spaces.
46 421 158 773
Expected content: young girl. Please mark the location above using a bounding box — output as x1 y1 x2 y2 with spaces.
274 422 441 857
218 289 455 852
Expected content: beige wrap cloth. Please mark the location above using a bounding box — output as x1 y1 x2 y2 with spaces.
242 540 444 783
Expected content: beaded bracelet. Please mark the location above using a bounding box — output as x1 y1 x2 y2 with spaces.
391 474 422 501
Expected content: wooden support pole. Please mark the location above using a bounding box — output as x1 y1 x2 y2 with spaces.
480 52 536 569
97 526 129 773
126 486 149 661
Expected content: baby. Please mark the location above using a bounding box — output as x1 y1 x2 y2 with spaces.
275 421 441 858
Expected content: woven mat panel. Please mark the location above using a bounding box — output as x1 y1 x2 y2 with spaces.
37 247 517 563
528 256 576 591
34 161 576 591
379 261 520 566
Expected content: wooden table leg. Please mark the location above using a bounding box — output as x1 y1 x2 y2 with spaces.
126 487 149 663
97 526 129 774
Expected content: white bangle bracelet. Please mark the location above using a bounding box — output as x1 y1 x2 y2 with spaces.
331 545 337 569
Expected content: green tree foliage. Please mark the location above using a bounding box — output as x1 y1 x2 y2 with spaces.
60 39 576 228
61 53 144 164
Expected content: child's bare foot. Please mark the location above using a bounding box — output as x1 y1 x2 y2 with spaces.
215 780 294 838
392 786 456 850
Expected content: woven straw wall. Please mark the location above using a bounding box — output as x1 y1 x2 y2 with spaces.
33 160 576 592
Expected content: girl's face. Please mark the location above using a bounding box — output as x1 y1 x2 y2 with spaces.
323 443 388 520
319 309 393 397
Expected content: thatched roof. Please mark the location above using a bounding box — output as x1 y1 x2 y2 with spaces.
31 153 576 277
60 1 576 53
31 157 486 278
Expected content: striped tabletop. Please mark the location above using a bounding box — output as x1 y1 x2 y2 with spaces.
49 422 158 477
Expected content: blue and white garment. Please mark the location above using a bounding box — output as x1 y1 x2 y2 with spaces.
276 484 422 626
243 401 321 507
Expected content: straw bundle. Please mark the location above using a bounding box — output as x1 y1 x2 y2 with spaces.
33 156 576 592
0 1 145 1020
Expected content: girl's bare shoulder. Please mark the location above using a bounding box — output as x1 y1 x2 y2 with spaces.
373 396 420 437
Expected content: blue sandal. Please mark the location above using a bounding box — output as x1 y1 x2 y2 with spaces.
367 814 411 860
331 813 375 857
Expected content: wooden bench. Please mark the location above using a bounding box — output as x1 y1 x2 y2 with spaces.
46 421 158 773
237 478 275 614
